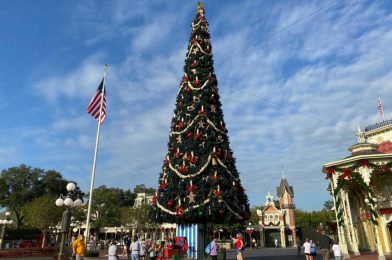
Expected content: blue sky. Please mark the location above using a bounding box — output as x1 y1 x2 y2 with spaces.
1 0 391 211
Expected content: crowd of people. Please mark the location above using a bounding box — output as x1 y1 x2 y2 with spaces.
299 231 341 260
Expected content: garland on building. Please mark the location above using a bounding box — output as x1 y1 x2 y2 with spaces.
327 159 392 226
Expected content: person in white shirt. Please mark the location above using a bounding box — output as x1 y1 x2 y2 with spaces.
331 241 342 260
302 238 311 260
130 236 141 260
108 240 118 260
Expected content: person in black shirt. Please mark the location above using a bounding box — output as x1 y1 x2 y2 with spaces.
318 231 332 260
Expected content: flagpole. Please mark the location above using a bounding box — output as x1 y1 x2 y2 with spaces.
85 64 108 243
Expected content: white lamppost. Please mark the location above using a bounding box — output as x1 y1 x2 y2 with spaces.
55 182 84 260
0 212 13 249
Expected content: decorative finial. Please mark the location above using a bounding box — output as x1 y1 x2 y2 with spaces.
356 124 366 143
197 1 203 10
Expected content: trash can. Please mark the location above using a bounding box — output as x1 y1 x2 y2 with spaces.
218 248 226 260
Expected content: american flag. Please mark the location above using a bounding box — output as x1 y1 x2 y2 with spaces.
378 96 384 117
87 79 106 124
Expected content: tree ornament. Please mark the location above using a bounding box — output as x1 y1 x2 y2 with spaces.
210 105 217 113
174 148 183 158
187 192 196 202
176 135 183 144
167 200 174 207
186 132 193 139
159 183 168 190
219 209 225 216
198 121 205 128
178 162 189 174
152 196 157 205
191 60 199 67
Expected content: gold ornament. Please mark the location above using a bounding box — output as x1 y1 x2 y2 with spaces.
212 158 217 166
187 192 196 202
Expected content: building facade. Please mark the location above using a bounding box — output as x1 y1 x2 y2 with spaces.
256 178 297 248
322 120 392 260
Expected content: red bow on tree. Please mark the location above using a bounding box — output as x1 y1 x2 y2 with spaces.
342 168 352 180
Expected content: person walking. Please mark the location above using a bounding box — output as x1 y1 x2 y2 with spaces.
302 238 311 260
108 240 118 260
309 240 317 260
318 230 332 260
140 239 147 260
331 241 342 260
231 233 244 260
130 235 141 260
209 238 219 260
148 241 157 260
72 235 86 260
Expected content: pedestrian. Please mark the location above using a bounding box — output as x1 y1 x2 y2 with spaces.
274 238 278 248
252 238 257 248
302 238 311 260
108 240 118 260
209 237 219 260
318 230 332 260
130 235 141 260
140 238 147 260
148 241 157 260
331 241 342 260
124 235 131 257
297 238 302 255
309 240 317 260
72 234 86 260
231 233 244 260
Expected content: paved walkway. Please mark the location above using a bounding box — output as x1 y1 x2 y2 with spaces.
3 249 390 260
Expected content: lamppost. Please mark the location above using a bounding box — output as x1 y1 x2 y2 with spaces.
0 212 13 249
55 183 84 260
246 223 254 248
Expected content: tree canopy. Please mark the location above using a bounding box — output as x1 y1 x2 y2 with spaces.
0 164 69 228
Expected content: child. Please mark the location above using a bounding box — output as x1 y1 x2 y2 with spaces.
331 241 342 260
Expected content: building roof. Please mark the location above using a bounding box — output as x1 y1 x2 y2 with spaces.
364 119 392 132
276 178 294 197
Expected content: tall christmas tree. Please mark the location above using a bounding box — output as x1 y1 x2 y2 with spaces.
152 1 250 224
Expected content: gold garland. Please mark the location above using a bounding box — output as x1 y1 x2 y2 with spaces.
178 79 210 93
216 157 239 181
171 115 225 135
186 42 212 59
168 155 212 178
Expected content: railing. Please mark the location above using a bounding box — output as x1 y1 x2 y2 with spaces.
365 119 392 132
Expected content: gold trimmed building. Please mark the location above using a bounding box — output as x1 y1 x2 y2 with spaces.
322 120 392 260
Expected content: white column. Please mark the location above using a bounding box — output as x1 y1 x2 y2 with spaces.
343 191 360 255
380 217 392 255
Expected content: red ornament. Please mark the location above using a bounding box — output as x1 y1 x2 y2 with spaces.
151 196 157 205
178 164 189 174
224 151 231 160
176 206 185 218
186 184 197 192
182 75 189 82
198 109 207 117
213 148 222 158
360 159 369 168
159 183 168 190
193 79 201 86
174 150 183 159
219 209 225 216
167 200 174 207
191 60 199 67
175 121 185 130
211 175 220 182
214 189 223 198
195 132 203 141
187 155 197 164
186 132 193 139
185 87 191 93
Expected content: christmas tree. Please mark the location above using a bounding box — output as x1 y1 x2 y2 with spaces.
151 1 250 224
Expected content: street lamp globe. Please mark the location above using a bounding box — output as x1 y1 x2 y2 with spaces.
66 182 76 192
5 212 10 217
55 198 64 207
74 198 83 207
364 198 369 204
64 198 74 207
0 220 3 225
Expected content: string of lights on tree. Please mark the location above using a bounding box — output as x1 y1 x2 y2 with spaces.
151 1 250 224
